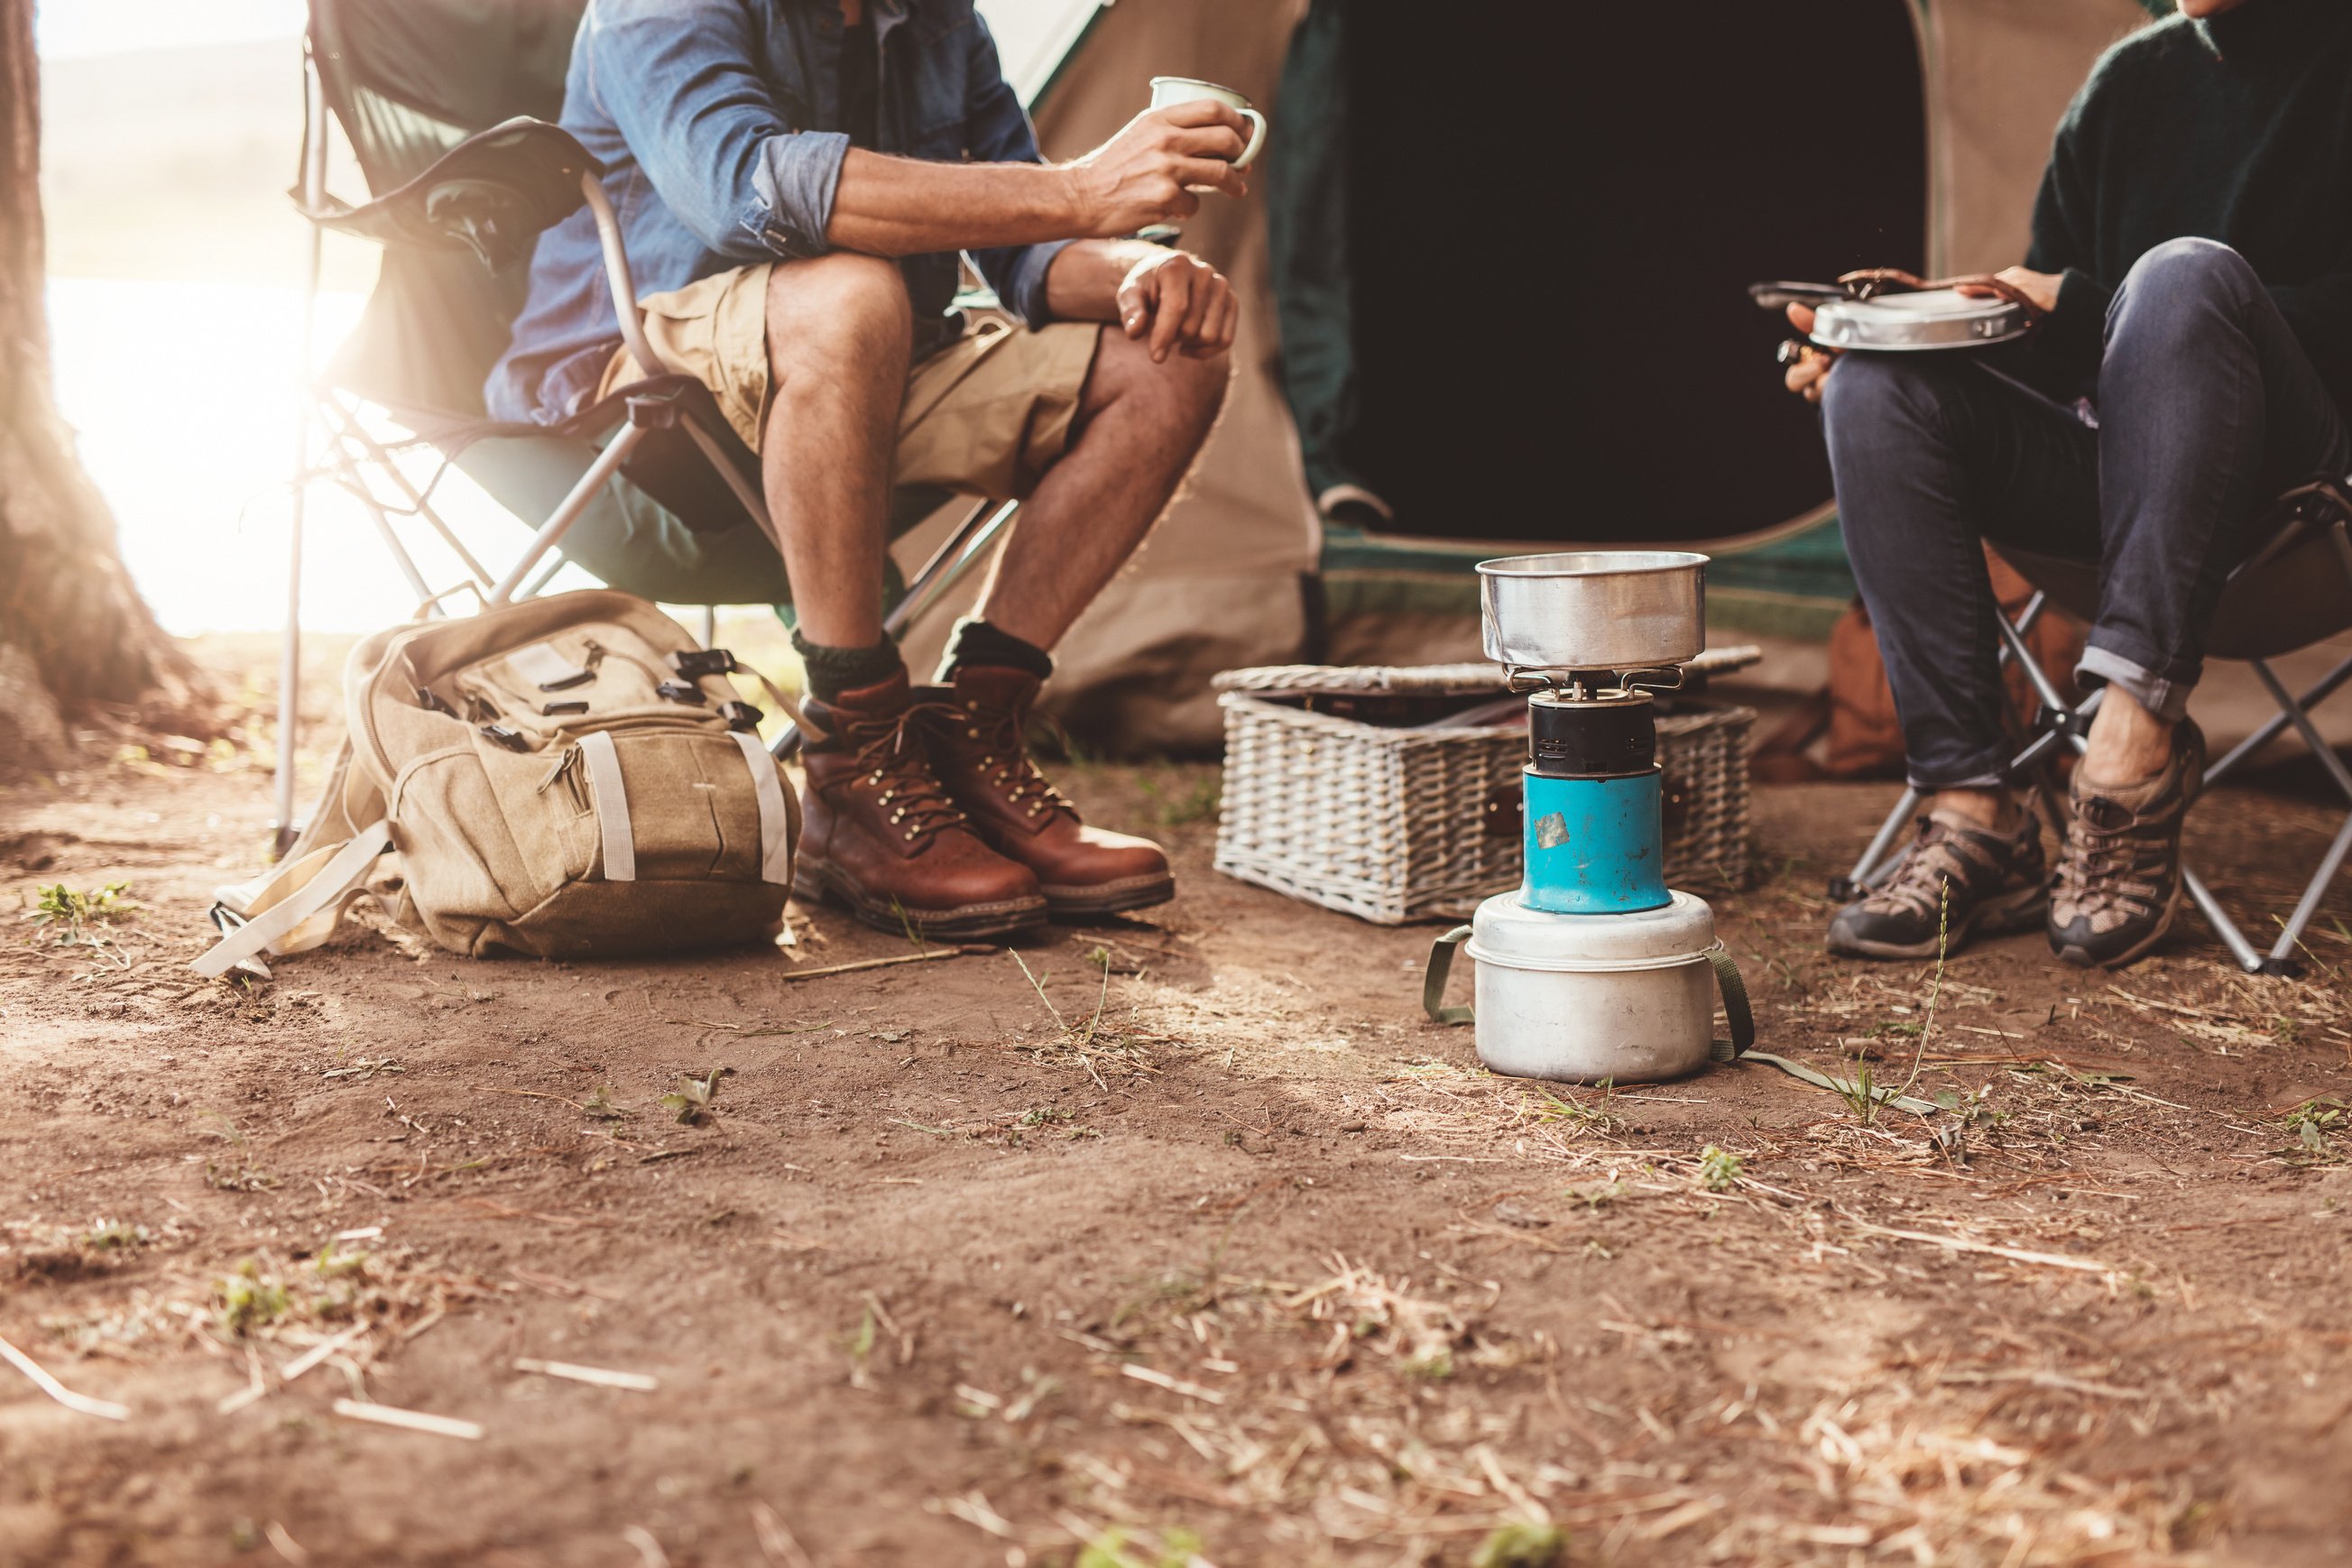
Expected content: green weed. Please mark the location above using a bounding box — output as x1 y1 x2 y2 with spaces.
660 1067 735 1126
1471 1519 1568 1568
214 1262 291 1337
1139 771 1221 828
2282 1097 2347 1163
82 1219 144 1251
1697 1146 1743 1193
25 881 133 936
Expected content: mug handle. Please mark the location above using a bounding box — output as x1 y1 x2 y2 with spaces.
1231 107 1268 171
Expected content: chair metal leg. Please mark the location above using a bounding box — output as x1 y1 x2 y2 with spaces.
1835 593 2056 899
318 393 495 591
2248 659 2352 805
275 433 308 860
1994 606 2072 716
2206 650 2352 787
515 551 569 602
702 606 719 648
2182 865 2272 973
2267 810 2352 967
276 63 330 861
1834 786 1918 899
487 424 649 605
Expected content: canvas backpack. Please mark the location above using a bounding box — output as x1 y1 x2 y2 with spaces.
192 591 798 977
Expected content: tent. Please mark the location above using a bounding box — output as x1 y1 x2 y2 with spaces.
931 0 2159 747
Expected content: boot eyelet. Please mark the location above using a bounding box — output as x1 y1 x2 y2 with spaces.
904 829 918 841
966 727 979 739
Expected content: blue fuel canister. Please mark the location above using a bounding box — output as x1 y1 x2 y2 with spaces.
1518 687 1670 915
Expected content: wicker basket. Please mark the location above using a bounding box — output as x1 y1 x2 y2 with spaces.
1213 663 1755 924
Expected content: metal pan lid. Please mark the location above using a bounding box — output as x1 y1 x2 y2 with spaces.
1810 288 2031 352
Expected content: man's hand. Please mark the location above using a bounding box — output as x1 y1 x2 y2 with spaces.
1957 265 2062 314
1061 102 1250 238
1118 249 1238 362
1784 302 1836 404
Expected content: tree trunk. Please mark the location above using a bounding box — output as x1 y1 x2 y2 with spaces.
0 0 211 775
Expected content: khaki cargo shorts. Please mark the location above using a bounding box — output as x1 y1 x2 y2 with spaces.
598 262 1101 500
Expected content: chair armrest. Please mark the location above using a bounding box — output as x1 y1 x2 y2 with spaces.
293 117 602 273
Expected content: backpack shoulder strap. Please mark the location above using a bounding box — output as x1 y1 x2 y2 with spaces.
192 821 392 979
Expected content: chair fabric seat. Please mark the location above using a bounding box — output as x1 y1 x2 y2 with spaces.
1995 521 2352 664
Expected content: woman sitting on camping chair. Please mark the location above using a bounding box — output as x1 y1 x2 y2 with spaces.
1788 0 2352 969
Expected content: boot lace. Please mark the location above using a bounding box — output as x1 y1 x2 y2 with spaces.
2053 801 2163 921
1867 816 2002 920
841 701 971 844
959 701 1075 822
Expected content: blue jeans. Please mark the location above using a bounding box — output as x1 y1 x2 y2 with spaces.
1821 238 2352 789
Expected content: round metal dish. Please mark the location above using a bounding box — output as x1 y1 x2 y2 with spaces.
1477 550 1707 671
1809 287 2030 352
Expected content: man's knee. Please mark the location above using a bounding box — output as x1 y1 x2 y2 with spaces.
766 252 913 373
1081 327 1231 445
2115 237 2256 326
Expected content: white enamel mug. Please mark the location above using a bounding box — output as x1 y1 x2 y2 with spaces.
1148 76 1268 169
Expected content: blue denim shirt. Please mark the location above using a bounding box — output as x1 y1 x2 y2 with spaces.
485 0 1071 427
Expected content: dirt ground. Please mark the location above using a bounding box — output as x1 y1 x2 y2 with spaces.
5 647 2352 1568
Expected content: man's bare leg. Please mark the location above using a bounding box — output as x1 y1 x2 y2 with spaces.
907 326 1226 919
770 255 1051 938
759 253 913 650
968 327 1230 648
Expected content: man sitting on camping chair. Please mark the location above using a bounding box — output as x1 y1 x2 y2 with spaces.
489 0 1246 939
1786 0 2352 968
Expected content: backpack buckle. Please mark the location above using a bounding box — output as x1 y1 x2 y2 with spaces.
656 679 706 705
671 649 738 680
716 701 762 733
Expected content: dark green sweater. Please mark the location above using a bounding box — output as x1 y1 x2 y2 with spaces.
2025 0 2352 411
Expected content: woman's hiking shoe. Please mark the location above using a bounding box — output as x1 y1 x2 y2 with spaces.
918 666 1176 919
1826 808 2047 960
2049 720 2206 969
793 671 1048 940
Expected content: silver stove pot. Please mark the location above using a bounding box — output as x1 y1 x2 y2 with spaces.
1476 550 1707 672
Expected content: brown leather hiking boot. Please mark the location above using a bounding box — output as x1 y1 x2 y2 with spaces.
2049 719 2206 969
793 671 1047 939
918 666 1176 918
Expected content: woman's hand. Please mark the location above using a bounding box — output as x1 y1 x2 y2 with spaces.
1783 302 1837 404
1958 265 2062 314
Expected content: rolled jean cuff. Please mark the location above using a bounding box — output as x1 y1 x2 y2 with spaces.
1905 753 2012 793
2077 642 2196 723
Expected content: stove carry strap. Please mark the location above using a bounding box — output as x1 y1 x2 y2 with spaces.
1420 930 1939 1115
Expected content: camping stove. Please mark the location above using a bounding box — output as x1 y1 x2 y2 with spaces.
1445 552 1727 1084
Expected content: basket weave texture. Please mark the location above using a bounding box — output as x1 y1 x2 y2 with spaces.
1213 665 1755 925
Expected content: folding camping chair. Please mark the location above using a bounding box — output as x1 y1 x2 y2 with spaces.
1832 479 2352 974
274 0 1017 849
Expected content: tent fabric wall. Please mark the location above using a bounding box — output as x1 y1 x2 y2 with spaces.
1923 0 2154 275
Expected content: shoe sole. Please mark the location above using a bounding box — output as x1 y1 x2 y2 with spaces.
791 859 1047 941
1038 872 1176 921
1826 883 2048 962
2051 877 2181 970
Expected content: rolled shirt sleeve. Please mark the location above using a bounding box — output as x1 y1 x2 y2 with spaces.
584 0 846 262
959 14 1073 327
